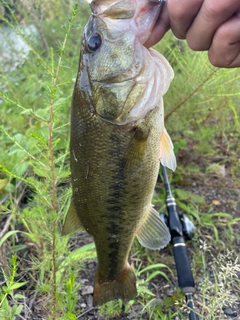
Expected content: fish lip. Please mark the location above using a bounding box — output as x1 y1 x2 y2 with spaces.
89 1 165 47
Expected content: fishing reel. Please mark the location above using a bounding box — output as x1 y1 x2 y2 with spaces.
160 212 195 241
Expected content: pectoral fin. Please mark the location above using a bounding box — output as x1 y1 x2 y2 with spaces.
136 206 170 250
159 127 176 171
62 200 85 236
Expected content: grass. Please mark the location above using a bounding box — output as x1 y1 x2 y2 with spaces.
0 0 240 319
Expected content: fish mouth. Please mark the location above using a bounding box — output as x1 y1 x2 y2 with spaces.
86 0 165 84
90 0 164 46
87 0 173 126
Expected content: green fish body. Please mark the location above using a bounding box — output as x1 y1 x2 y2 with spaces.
63 0 176 306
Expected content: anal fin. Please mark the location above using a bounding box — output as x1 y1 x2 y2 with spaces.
62 200 85 236
136 206 170 250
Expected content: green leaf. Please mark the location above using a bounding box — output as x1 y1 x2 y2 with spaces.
137 285 155 296
145 270 170 283
0 298 11 312
138 263 170 275
14 304 23 315
0 230 20 247
14 162 29 176
33 167 51 178
0 179 8 191
9 282 27 290
3 182 15 193
64 242 96 264
56 242 96 282
13 294 26 299
177 202 200 222
175 189 205 204
30 133 48 148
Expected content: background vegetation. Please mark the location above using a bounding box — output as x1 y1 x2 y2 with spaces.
0 0 239 319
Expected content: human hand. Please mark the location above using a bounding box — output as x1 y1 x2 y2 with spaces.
146 0 240 68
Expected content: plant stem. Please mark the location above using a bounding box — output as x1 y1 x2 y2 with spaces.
47 5 79 317
49 46 58 319
165 69 218 121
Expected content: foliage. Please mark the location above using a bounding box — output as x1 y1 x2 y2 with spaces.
0 255 26 320
198 246 240 319
0 1 93 318
0 0 239 319
155 35 240 180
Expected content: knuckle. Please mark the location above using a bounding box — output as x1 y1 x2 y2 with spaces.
168 0 192 19
214 24 230 42
208 52 221 67
171 29 186 40
208 50 233 68
203 0 237 22
186 37 208 51
203 1 221 20
187 42 200 51
209 27 236 67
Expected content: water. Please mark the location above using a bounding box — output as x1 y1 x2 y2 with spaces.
0 24 37 72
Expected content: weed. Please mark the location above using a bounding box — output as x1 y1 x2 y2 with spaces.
0 1 95 318
198 247 240 319
0 255 26 320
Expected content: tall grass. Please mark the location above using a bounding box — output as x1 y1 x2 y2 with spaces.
0 1 96 319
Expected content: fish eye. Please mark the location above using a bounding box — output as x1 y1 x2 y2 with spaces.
87 33 102 52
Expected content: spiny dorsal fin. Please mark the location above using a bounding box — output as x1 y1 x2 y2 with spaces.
62 200 85 236
159 127 176 171
136 206 170 250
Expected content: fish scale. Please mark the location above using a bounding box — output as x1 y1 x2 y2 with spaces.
63 0 176 306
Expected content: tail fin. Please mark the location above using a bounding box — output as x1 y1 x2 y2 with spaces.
93 264 137 306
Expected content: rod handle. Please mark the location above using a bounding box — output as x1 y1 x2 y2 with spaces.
172 237 195 290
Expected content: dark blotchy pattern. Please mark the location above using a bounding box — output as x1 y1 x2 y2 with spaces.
70 69 163 281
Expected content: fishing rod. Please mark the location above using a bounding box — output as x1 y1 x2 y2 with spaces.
161 166 197 320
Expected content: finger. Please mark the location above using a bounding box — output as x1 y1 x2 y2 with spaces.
208 12 240 68
186 0 240 51
145 4 170 48
168 0 203 39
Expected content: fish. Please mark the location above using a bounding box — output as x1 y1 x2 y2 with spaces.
62 0 176 306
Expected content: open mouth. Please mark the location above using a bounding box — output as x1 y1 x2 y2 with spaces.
90 0 163 46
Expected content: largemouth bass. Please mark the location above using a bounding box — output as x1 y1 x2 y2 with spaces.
63 0 176 306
